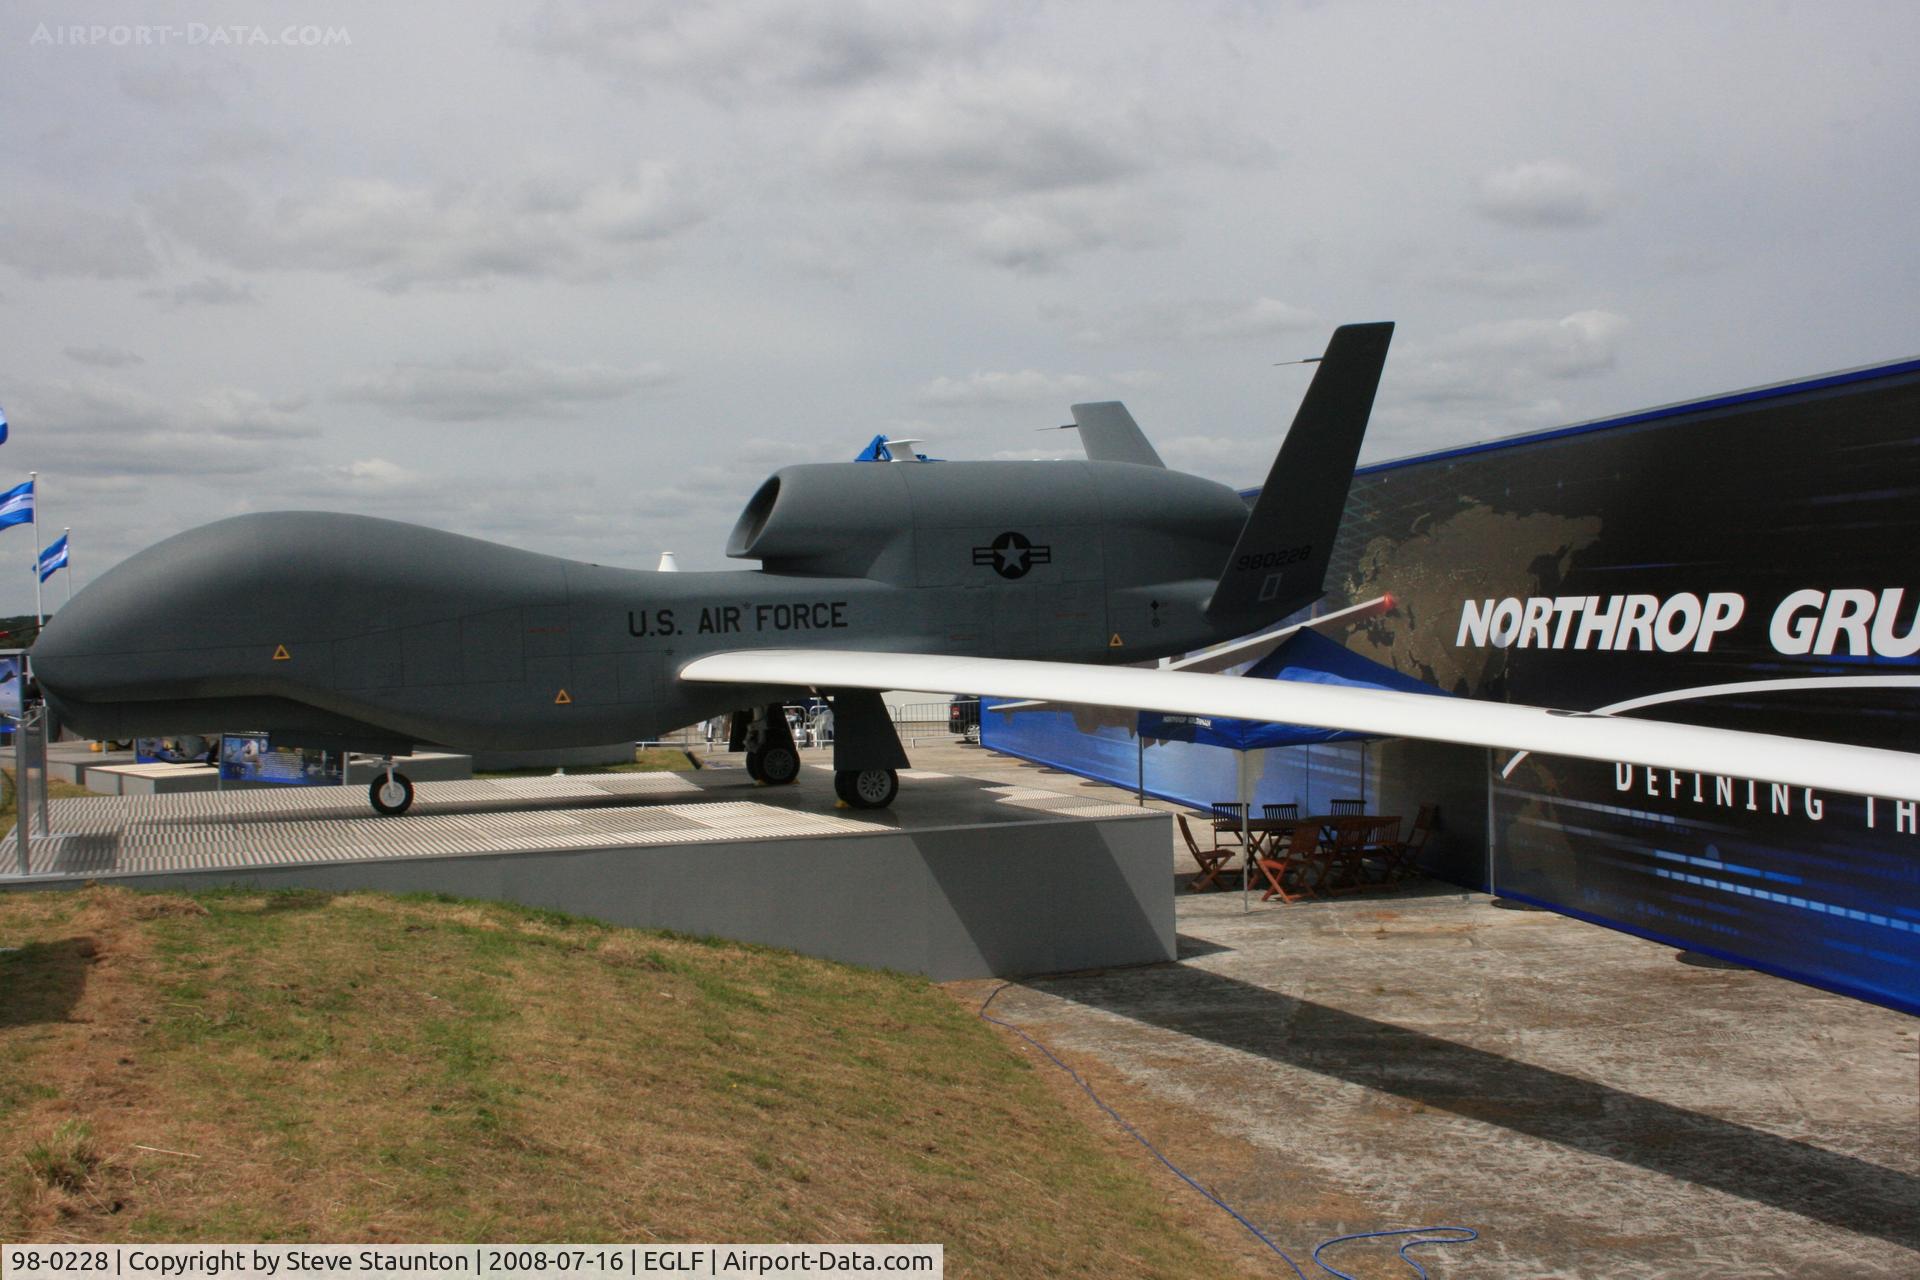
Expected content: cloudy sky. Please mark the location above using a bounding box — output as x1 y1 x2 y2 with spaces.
1 1 1915 613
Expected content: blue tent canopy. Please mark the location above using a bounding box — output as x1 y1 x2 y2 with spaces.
1138 628 1450 751
853 435 942 463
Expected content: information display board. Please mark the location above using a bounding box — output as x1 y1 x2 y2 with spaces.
218 732 343 786
0 652 21 720
135 735 217 764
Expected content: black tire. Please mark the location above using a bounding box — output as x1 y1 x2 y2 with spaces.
758 743 800 785
369 772 414 816
744 749 765 781
838 768 897 810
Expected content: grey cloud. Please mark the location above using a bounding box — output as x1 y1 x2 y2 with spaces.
520 0 998 96
117 64 228 109
819 66 1189 271
147 171 708 291
7 382 315 479
1473 160 1611 229
918 368 1158 407
260 460 691 570
1156 434 1268 484
141 276 259 308
830 71 1142 203
64 345 146 369
1381 311 1632 443
1444 310 1631 379
1420 261 1571 300
0 199 157 280
188 127 290 166
337 355 675 422
965 194 1174 273
1062 297 1319 346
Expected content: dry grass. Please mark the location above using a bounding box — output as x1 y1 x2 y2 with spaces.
0 887 1244 1275
0 769 94 837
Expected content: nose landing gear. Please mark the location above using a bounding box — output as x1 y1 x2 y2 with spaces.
369 760 414 815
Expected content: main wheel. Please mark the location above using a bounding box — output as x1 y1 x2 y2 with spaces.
369 772 415 816
744 749 765 781
836 768 897 810
758 743 801 785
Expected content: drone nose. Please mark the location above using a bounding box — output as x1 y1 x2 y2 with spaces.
31 561 147 706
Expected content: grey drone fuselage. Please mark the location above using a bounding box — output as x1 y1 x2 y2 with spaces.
33 460 1249 753
35 321 1394 760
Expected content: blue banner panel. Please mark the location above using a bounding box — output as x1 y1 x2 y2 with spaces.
1494 758 1920 1016
980 703 1365 814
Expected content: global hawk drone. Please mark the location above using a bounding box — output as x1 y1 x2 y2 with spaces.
33 324 1920 813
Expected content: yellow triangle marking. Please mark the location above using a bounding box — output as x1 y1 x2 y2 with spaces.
1109 632 1125 648
272 644 292 661
554 688 573 705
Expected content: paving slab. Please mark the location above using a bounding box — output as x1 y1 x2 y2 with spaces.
917 741 1919 1279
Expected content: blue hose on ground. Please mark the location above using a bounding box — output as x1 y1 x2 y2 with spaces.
1312 1227 1479 1280
977 983 1479 1278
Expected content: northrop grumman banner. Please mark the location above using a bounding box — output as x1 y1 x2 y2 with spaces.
987 360 1920 1016
1322 362 1920 1016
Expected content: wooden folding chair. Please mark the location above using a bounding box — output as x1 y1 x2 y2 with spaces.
1253 819 1317 903
1246 803 1298 859
1209 801 1248 851
1369 804 1436 884
1329 797 1367 816
1178 814 1235 891
1315 817 1374 894
1351 815 1407 886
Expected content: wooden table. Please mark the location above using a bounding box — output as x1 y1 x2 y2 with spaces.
1246 814 1402 902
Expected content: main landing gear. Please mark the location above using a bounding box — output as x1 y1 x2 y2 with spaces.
833 768 898 810
729 690 909 811
746 740 801 785
734 704 804 787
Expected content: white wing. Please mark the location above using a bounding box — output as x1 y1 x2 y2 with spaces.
679 648 1920 804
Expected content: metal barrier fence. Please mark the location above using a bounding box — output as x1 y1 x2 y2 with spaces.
894 698 977 744
664 698 983 750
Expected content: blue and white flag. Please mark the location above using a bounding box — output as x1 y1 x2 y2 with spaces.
0 479 31 530
0 404 9 445
37 533 68 582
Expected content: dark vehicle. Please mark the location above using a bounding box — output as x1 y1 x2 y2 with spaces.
948 697 980 743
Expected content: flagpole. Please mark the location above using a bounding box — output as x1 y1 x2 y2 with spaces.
30 471 41 630
63 529 72 606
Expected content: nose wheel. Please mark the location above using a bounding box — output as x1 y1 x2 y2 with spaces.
834 768 898 809
369 770 414 815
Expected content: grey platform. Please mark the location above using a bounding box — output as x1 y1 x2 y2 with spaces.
0 768 1172 981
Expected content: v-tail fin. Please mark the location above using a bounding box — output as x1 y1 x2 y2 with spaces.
1204 321 1393 628
1068 401 1165 467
